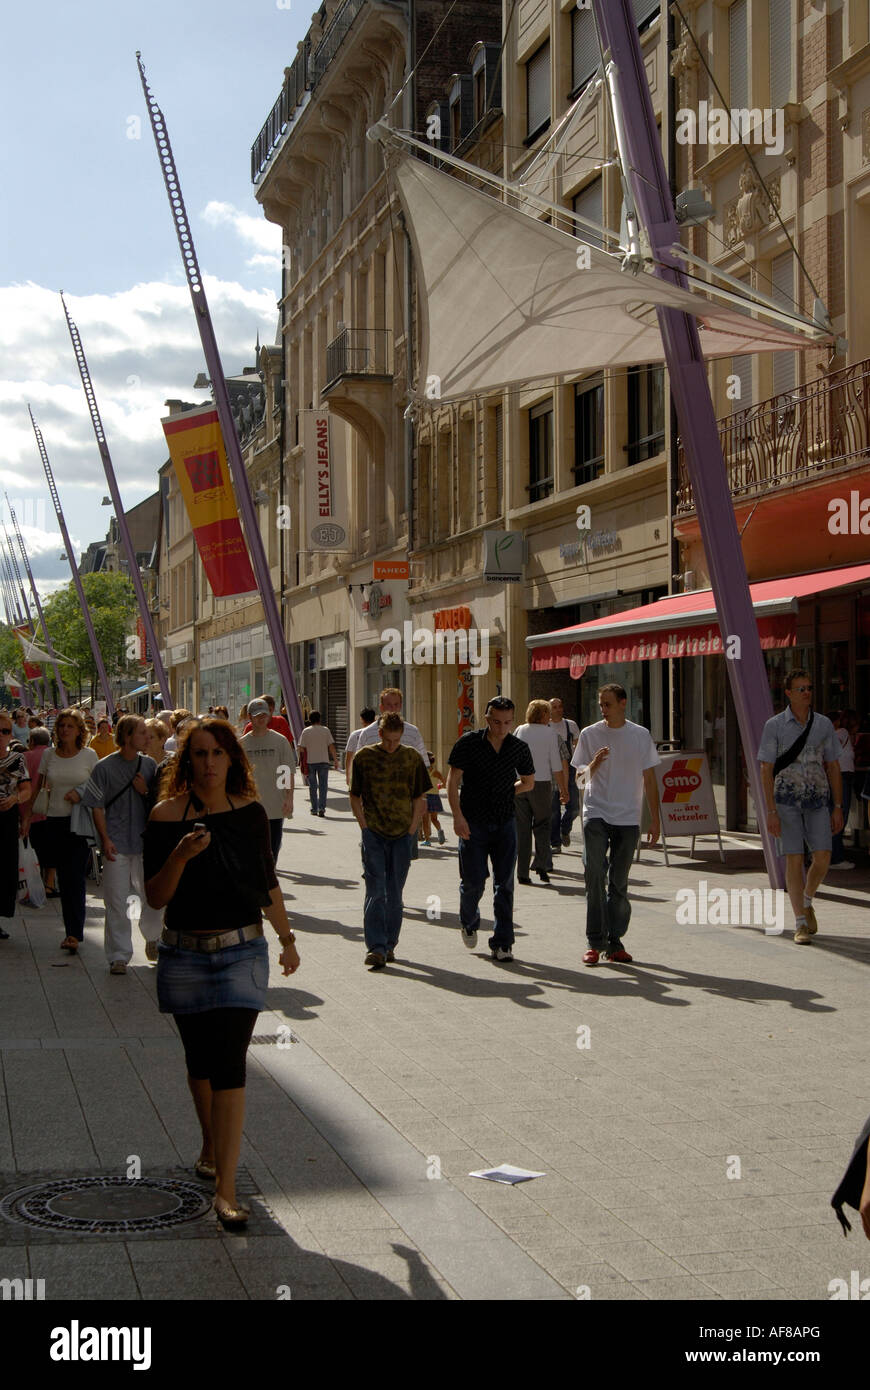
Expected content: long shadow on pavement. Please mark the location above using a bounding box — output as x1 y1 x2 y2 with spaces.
381 952 834 1014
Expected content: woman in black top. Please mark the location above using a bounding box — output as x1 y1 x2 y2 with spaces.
144 717 300 1227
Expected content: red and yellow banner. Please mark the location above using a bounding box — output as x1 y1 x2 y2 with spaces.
161 405 257 599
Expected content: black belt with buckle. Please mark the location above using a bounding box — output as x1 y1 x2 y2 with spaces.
161 924 264 953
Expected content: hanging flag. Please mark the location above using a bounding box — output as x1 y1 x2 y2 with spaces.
161 404 257 598
14 626 41 680
303 410 348 552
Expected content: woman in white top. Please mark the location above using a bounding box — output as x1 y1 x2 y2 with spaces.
26 709 98 952
514 700 567 884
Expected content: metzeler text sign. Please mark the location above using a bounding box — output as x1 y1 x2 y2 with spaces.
655 751 720 837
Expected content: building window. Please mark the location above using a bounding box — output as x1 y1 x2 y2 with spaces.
770 251 796 398
627 366 665 465
571 6 598 97
574 376 605 484
528 400 554 501
451 99 462 149
474 65 486 124
633 0 661 33
572 178 603 250
526 41 550 143
769 0 792 108
729 0 748 110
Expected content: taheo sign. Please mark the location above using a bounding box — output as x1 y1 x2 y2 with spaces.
434 606 472 631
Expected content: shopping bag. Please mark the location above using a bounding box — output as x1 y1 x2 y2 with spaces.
18 836 46 908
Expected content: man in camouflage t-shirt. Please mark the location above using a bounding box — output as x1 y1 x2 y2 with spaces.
349 713 429 969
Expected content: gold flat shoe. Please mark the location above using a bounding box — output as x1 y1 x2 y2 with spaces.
194 1157 216 1179
213 1196 250 1228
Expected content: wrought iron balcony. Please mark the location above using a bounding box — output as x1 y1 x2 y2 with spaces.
251 0 368 184
325 328 392 387
676 357 870 513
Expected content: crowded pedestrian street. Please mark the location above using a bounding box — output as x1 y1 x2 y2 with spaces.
2 772 868 1305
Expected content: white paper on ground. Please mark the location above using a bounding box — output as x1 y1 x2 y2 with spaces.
468 1164 546 1184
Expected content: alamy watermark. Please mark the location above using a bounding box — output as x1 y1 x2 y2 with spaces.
675 881 785 934
675 102 784 157
380 621 490 675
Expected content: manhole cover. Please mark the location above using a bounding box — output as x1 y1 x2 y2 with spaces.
0 1177 213 1235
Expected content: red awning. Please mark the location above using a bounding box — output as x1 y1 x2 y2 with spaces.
527 563 870 672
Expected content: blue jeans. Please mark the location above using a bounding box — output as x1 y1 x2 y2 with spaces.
307 762 329 813
831 773 853 863
551 777 579 845
458 819 517 948
361 829 414 953
582 818 639 950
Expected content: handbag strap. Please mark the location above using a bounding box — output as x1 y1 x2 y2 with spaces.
103 754 142 811
773 710 814 778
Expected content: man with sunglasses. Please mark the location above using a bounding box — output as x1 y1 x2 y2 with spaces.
0 718 32 939
758 669 843 944
446 697 535 962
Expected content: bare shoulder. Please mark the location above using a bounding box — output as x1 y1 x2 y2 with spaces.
149 796 187 823
236 794 260 808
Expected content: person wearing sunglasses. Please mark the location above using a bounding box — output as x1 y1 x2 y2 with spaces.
0 719 32 939
758 669 844 944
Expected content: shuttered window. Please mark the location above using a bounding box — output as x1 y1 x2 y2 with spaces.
769 0 792 108
729 0 749 110
633 0 660 32
770 252 796 397
495 402 504 512
526 41 550 141
571 7 598 95
572 177 604 250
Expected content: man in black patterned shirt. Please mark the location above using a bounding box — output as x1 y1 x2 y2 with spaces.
446 698 535 962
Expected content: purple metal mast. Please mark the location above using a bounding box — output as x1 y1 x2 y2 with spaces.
29 409 116 716
60 296 171 708
591 0 781 887
136 52 304 741
6 497 68 706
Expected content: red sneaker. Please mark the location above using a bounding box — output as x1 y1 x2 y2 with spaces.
605 948 633 963
583 949 600 967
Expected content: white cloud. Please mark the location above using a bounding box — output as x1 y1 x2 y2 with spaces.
202 200 282 255
0 275 282 589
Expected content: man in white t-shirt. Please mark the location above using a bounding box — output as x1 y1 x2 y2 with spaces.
297 711 338 816
572 683 661 967
240 698 296 861
344 707 378 786
355 688 427 760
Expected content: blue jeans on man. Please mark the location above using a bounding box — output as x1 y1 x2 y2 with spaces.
458 818 518 949
551 777 579 848
307 762 329 813
582 818 639 950
361 828 414 954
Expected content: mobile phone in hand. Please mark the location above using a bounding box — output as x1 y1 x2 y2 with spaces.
192 821 207 836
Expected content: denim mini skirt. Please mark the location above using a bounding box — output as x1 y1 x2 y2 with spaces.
156 934 269 1015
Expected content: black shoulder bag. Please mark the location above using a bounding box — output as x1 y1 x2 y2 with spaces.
772 712 813 778
103 755 143 811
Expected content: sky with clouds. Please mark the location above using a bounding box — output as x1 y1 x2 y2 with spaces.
0 0 307 599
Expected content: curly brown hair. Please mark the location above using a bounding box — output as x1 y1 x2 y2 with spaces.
158 717 258 801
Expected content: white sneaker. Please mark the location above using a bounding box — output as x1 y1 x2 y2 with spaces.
828 860 855 871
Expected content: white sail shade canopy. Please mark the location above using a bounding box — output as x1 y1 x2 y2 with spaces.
391 153 829 403
16 632 75 665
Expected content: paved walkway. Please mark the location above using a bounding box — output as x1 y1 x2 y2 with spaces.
1 774 869 1300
